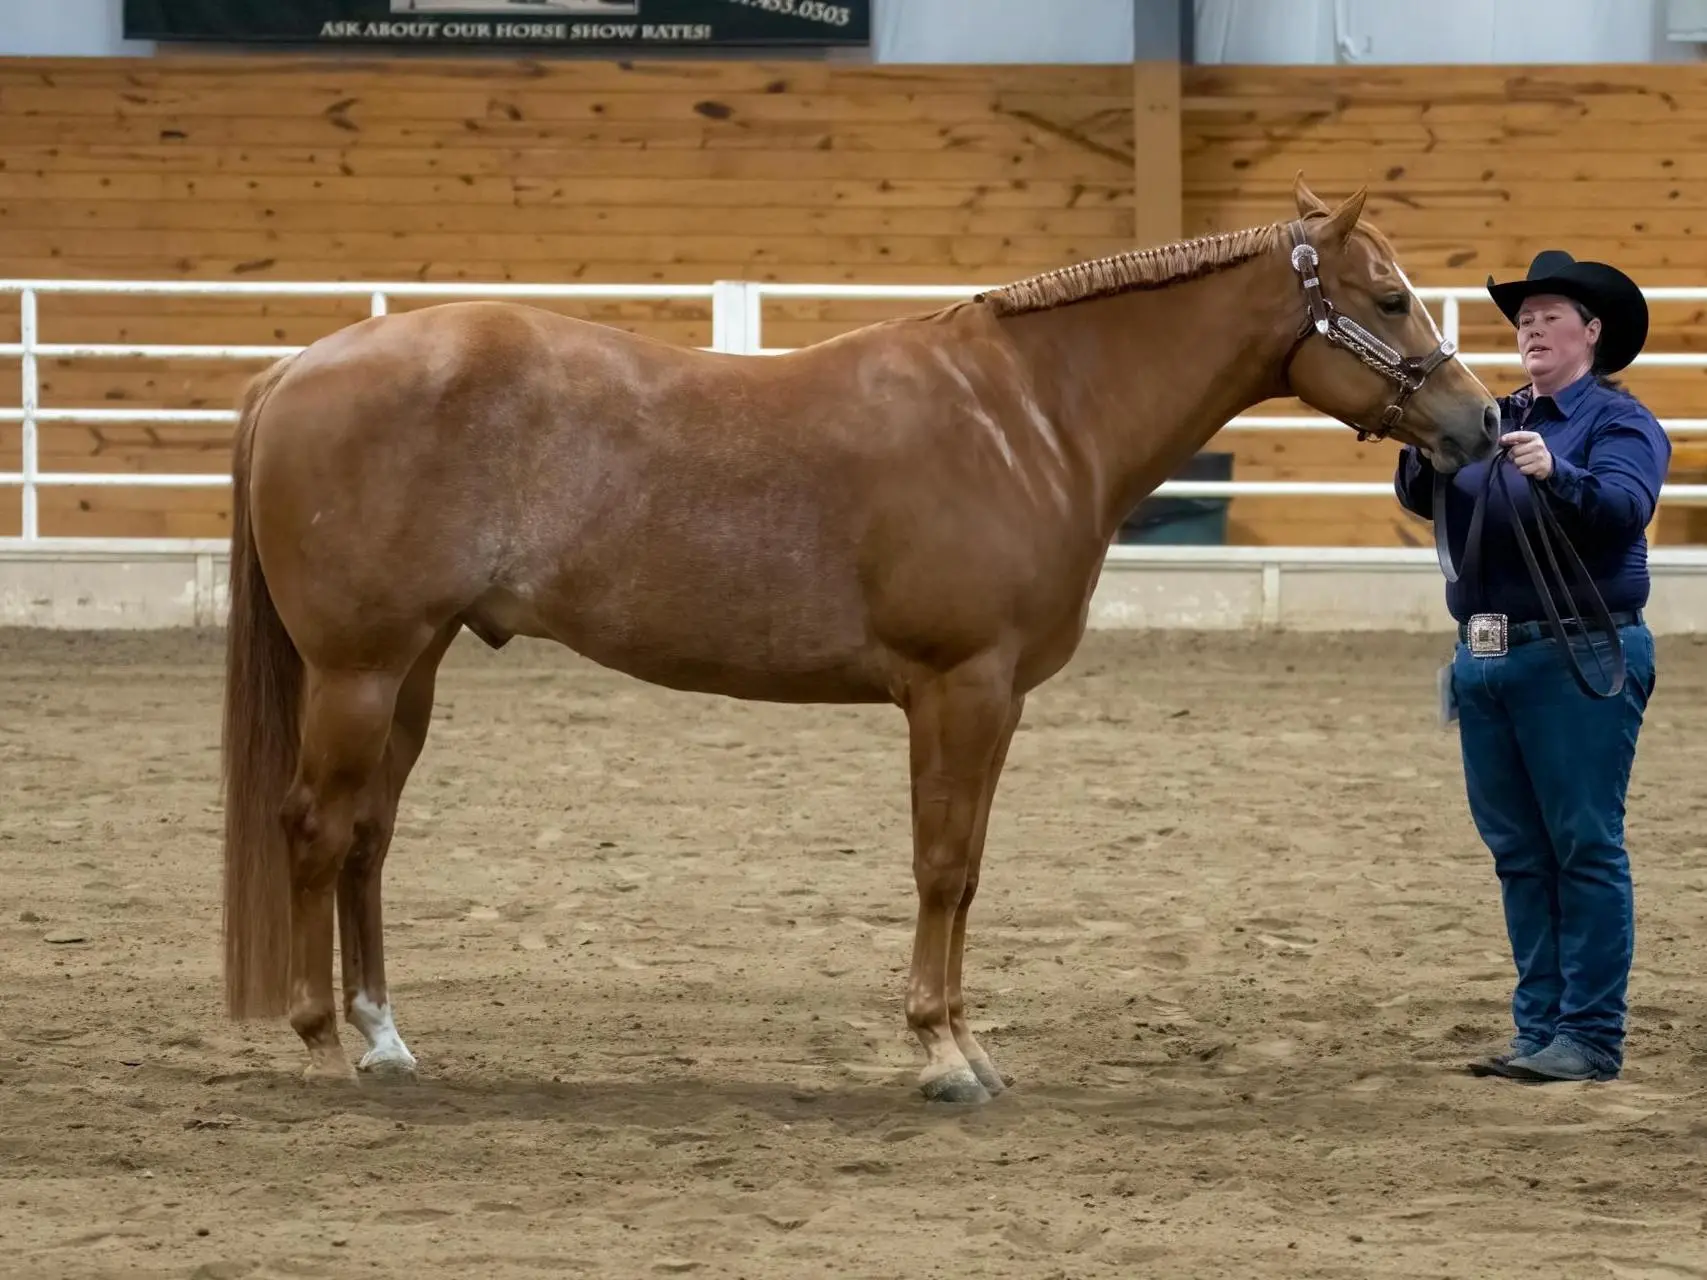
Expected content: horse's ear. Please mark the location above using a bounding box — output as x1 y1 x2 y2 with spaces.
1293 171 1331 218
1321 186 1367 244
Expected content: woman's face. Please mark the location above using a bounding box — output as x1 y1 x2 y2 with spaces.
1517 292 1599 387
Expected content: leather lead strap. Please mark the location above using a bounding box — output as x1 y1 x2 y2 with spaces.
1432 451 1626 699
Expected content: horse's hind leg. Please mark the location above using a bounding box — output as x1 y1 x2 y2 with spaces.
282 666 401 1080
338 622 458 1077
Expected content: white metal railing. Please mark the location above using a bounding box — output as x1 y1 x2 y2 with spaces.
4 278 1707 552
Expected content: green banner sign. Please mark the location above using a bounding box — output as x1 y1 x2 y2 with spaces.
123 0 872 49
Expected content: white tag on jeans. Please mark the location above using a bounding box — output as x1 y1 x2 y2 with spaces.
1437 662 1458 728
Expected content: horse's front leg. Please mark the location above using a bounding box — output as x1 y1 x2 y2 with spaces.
901 656 1016 1106
945 693 1024 1097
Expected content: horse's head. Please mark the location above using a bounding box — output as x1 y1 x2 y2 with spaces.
1282 175 1499 473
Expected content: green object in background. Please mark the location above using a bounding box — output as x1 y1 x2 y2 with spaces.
1116 451 1232 546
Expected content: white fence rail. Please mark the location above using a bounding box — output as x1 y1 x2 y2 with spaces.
4 278 1706 551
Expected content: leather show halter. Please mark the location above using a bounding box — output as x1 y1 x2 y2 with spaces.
1281 219 1625 700
1282 220 1458 443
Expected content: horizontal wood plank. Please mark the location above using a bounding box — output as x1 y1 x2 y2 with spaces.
0 85 1138 127
1183 146 1707 185
2 58 1132 99
0 117 1131 162
0 257 1040 285
0 168 1138 214
0 224 1112 269
0 198 1136 240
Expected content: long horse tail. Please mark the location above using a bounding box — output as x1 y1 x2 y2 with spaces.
221 355 302 1021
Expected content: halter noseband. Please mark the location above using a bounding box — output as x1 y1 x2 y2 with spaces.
1284 220 1457 443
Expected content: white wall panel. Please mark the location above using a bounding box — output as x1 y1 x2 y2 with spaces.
0 0 153 56
1193 0 1707 64
872 0 1135 64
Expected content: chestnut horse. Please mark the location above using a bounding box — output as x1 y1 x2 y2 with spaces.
220 178 1499 1105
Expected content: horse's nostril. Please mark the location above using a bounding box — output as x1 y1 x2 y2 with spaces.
1483 404 1500 439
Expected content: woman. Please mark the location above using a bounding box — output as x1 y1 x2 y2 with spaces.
1393 250 1671 1084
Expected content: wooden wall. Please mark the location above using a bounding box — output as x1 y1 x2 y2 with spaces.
4 57 1706 545
1183 65 1707 547
0 55 1135 538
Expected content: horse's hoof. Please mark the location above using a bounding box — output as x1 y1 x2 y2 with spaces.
969 1058 1010 1097
302 1058 357 1084
920 1066 993 1106
359 1049 419 1082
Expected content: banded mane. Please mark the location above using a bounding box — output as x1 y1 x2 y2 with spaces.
975 222 1285 317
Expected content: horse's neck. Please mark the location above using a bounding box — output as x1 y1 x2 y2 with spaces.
1007 254 1300 541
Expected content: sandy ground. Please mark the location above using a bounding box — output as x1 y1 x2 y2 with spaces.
3 626 1707 1280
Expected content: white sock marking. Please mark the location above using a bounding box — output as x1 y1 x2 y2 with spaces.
351 993 417 1071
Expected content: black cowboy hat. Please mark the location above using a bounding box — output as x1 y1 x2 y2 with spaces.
1485 250 1648 374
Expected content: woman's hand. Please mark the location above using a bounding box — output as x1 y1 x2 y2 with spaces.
1500 430 1554 480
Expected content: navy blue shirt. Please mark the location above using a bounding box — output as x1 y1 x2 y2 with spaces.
1394 370 1672 625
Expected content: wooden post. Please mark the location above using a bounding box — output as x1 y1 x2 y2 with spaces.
1133 0 1184 247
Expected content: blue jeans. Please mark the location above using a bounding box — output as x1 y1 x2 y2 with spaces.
1450 622 1655 1074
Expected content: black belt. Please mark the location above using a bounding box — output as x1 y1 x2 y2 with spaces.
1456 608 1642 651
1433 446 1627 698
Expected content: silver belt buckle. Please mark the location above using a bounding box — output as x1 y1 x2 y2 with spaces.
1466 612 1508 657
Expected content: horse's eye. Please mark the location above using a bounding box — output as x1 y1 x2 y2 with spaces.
1378 293 1410 316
